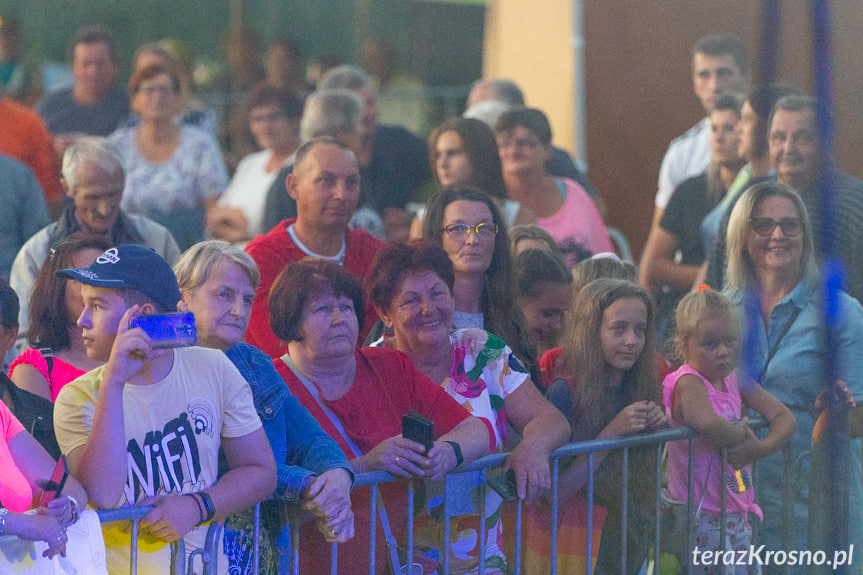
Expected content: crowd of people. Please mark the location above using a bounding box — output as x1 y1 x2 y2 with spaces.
0 21 860 575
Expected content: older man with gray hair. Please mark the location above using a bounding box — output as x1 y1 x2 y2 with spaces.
9 136 179 354
262 89 384 237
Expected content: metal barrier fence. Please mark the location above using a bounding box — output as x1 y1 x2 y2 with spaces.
93 413 833 575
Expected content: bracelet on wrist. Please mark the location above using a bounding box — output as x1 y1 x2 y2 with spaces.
444 440 463 468
0 508 8 537
185 493 206 524
197 491 216 525
67 495 79 525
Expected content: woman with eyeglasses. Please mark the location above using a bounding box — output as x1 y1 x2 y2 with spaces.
724 181 863 557
495 107 612 267
207 84 304 246
421 187 536 376
110 59 227 251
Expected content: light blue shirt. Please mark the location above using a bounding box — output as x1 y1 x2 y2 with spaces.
727 278 863 553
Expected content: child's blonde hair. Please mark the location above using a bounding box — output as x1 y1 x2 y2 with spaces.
572 256 637 292
674 289 739 360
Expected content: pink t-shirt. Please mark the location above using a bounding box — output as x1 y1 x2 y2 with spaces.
662 364 762 518
536 178 613 267
8 348 87 401
0 399 32 511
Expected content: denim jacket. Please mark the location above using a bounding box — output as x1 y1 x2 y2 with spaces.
225 343 353 501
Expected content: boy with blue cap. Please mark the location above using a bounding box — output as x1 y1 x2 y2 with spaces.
53 244 276 574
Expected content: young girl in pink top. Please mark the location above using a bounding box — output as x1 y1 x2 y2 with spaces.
663 289 794 573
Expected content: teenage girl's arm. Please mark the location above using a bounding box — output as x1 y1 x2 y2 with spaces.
556 400 663 503
671 374 751 448
10 363 52 401
727 382 796 468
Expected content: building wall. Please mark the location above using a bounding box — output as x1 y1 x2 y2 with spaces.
482 0 577 157
485 1 863 258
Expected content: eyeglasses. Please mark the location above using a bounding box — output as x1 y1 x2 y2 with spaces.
441 222 498 239
749 217 803 237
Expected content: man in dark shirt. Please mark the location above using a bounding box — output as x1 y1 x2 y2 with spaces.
709 95 863 305
37 25 129 161
263 65 430 242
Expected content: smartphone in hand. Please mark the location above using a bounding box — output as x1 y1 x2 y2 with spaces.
402 411 434 455
39 454 69 507
130 312 197 349
488 469 519 502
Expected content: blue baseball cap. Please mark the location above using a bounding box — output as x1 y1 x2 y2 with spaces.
56 245 180 311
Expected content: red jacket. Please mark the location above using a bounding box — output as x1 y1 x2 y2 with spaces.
244 219 384 357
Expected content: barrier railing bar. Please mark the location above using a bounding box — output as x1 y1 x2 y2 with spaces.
406 479 414 573
131 514 141 575
370 482 378 575
291 505 300 575
173 538 185 575
479 467 487 575
514 492 523 575
253 503 260 575
719 448 728 550
686 437 695 575
653 442 663 574
782 445 795 575
586 451 594 575
331 541 338 575
443 473 451 575
550 456 559 575
621 446 629 574
95 414 789 575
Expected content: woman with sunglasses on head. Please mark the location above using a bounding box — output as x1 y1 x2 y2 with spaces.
422 187 536 377
724 181 863 560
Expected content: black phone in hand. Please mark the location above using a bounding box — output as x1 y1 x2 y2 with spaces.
402 411 434 455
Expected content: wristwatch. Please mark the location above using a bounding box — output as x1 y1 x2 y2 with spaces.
197 491 216 524
444 440 464 468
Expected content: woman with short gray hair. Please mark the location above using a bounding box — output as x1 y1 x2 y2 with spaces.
175 240 355 575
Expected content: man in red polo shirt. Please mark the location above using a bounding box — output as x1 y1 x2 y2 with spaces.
245 137 383 357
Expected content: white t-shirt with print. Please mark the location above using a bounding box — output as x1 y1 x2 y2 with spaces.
55 346 262 575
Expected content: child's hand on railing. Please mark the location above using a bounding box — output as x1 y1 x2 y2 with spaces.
643 401 668 431
602 401 655 437
139 493 200 542
726 426 763 468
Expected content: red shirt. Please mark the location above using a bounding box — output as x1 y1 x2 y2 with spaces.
0 98 62 207
539 347 674 391
276 347 471 575
244 219 384 357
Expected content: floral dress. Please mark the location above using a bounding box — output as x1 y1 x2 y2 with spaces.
414 328 528 574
